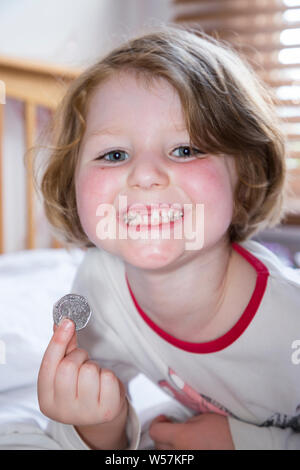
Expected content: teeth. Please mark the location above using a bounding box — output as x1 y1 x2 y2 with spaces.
151 211 160 223
161 213 169 223
123 209 183 225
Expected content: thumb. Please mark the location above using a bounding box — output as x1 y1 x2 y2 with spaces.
151 414 172 425
53 321 77 354
149 414 176 446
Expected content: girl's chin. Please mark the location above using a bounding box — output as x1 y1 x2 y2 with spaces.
90 228 188 267
118 241 186 269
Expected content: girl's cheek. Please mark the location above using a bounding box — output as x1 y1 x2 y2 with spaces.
175 158 234 238
175 158 232 206
75 158 234 244
75 167 116 233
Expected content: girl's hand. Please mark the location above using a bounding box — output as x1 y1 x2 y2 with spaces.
149 413 235 450
37 318 127 426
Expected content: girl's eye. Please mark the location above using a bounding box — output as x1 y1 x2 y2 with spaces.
95 146 205 164
96 150 128 163
172 146 205 159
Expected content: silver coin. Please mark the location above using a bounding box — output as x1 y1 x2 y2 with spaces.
53 294 92 331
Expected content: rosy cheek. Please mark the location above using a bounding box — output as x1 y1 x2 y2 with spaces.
76 167 116 232
174 158 234 242
175 158 231 206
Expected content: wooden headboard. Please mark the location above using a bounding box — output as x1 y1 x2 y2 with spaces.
0 55 82 253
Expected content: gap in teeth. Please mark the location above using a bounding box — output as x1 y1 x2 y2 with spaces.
124 209 183 225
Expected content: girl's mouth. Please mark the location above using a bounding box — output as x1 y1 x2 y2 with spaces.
118 207 184 232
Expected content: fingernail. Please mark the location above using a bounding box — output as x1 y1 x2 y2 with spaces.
155 414 170 422
59 318 74 330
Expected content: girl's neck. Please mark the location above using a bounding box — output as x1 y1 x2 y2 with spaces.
124 238 235 340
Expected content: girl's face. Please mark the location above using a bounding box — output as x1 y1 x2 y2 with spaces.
75 72 237 270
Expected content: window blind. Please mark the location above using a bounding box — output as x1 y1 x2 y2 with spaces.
172 0 300 220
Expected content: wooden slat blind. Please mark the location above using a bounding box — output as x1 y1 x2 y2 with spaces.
173 0 300 220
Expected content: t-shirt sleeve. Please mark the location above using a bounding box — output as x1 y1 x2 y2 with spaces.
46 250 141 450
47 398 140 450
0 423 63 450
228 417 300 450
0 406 140 450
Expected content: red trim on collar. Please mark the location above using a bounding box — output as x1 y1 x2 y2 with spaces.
125 242 269 353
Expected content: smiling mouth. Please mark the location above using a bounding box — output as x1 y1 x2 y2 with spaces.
122 208 184 228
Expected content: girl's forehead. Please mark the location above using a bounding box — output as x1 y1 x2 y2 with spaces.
84 72 186 133
88 71 181 111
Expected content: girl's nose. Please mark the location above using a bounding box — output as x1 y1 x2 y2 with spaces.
127 158 170 190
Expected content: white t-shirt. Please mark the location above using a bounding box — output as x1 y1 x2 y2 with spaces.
2 239 300 449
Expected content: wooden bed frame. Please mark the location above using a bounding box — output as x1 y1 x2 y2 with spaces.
0 55 82 253
0 54 299 254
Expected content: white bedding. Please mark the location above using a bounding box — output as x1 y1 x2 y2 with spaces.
0 248 173 439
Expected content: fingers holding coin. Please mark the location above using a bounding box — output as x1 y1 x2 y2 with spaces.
53 294 92 331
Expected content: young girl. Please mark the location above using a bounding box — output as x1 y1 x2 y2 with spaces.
36 24 300 450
